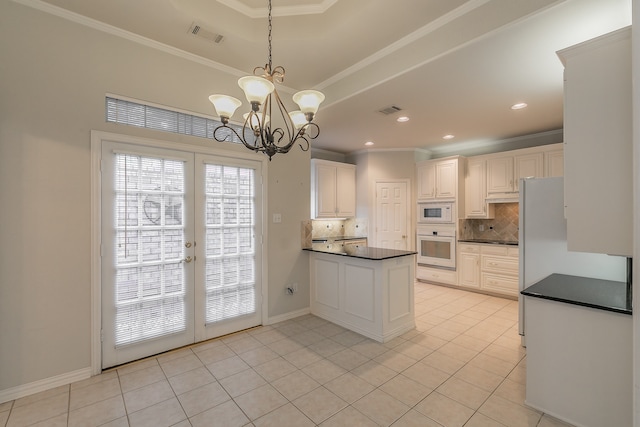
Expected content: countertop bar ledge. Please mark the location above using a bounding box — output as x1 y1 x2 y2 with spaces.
521 273 631 315
304 245 417 260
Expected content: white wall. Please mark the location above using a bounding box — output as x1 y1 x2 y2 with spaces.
0 1 310 396
348 150 417 248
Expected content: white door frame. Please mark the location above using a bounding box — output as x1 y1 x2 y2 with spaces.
372 179 412 250
90 130 268 374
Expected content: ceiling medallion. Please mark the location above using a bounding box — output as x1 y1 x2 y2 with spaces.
209 0 325 160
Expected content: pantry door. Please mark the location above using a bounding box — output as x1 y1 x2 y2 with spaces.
100 141 263 369
375 180 410 250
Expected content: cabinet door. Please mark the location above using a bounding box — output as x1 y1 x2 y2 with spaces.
315 164 337 217
486 156 514 193
514 152 543 191
561 28 632 256
544 149 564 177
417 162 436 199
436 160 457 198
335 165 356 217
465 159 493 218
458 251 480 289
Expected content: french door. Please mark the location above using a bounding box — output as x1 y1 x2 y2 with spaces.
100 140 262 368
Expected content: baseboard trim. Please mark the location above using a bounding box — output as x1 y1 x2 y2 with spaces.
264 307 310 325
0 367 92 404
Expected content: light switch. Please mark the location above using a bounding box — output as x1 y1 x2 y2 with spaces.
273 213 282 223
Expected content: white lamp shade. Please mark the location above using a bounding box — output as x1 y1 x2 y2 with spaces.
243 112 270 128
238 76 275 104
209 95 242 119
288 110 307 129
292 90 325 114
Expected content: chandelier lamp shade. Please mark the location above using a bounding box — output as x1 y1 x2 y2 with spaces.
209 0 325 160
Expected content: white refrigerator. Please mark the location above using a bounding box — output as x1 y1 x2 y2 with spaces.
518 177 627 339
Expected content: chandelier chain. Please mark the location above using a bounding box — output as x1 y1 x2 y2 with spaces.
267 0 272 71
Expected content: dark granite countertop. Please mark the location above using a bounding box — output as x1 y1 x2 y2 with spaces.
521 273 632 315
304 245 416 261
458 239 519 246
312 236 366 243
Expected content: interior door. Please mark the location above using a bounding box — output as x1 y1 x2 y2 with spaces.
101 142 195 368
375 181 409 249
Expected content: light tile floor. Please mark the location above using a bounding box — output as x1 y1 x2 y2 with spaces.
1 283 576 427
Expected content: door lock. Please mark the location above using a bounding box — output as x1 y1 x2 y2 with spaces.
185 242 192 248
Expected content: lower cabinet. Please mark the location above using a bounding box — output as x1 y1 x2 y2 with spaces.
457 244 481 289
457 243 519 297
416 265 457 286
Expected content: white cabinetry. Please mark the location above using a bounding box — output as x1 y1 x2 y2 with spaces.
416 157 462 201
465 158 494 219
456 243 519 297
309 251 415 342
311 159 356 219
486 152 543 196
544 149 564 177
557 27 632 256
416 265 457 286
457 243 480 289
480 245 519 297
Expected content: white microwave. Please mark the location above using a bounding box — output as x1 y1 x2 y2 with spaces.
418 202 454 224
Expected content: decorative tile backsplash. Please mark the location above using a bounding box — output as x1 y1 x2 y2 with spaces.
459 202 519 242
301 218 368 247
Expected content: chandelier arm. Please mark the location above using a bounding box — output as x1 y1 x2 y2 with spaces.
213 124 244 144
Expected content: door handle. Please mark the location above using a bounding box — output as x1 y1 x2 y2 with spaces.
182 256 192 264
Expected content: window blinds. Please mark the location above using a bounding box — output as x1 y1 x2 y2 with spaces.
114 154 187 347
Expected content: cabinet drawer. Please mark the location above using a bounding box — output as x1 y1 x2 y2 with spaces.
481 272 518 296
480 245 510 256
458 243 481 253
482 255 519 275
417 266 457 285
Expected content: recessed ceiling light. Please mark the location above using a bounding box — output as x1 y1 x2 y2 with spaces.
511 102 528 110
443 134 455 140
365 141 375 146
397 116 409 122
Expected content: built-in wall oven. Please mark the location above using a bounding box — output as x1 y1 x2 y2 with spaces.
416 225 456 269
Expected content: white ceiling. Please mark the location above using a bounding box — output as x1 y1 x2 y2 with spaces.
35 0 631 154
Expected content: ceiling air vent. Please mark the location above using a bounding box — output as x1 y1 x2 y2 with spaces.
188 23 224 44
378 105 403 115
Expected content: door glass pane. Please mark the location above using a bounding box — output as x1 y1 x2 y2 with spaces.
113 154 186 347
204 164 256 324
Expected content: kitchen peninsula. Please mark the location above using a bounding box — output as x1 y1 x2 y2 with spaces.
304 245 417 343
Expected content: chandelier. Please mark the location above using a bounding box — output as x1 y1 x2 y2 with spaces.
209 0 325 160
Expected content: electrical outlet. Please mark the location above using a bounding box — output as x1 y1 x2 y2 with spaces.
479 224 485 232
273 213 282 223
285 283 298 295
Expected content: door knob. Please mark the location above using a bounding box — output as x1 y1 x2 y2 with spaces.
182 256 192 263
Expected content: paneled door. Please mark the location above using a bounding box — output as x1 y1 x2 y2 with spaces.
375 181 409 250
100 141 262 369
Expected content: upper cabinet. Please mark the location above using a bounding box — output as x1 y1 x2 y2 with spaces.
558 27 632 256
417 157 462 201
464 144 562 218
465 158 494 219
311 159 356 218
486 151 544 197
